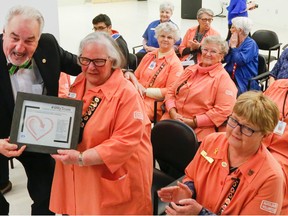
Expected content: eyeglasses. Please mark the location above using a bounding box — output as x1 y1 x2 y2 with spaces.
227 116 261 137
78 56 108 67
201 48 220 55
200 18 213 23
92 26 107 31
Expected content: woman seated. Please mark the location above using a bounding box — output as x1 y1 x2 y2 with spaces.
178 8 220 66
161 35 237 142
269 48 288 85
125 22 183 122
135 1 181 64
49 32 153 215
158 91 285 215
263 79 288 214
224 16 259 95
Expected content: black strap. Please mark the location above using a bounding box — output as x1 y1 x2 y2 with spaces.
78 96 101 143
148 62 165 87
217 177 240 215
282 90 288 120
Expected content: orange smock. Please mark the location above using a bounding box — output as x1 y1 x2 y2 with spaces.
134 49 183 120
161 63 237 142
184 132 285 215
49 69 153 215
58 72 71 97
178 26 220 62
263 79 288 214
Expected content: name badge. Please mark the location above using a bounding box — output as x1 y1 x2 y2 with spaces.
200 150 214 163
68 92 77 98
148 61 156 70
273 120 286 136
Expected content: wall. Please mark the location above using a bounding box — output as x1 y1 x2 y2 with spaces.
202 0 288 45
0 0 59 40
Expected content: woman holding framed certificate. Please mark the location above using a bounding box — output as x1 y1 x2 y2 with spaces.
49 32 153 215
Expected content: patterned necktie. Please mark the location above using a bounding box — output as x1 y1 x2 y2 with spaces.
7 60 32 75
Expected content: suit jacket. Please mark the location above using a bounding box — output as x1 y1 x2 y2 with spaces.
0 33 81 139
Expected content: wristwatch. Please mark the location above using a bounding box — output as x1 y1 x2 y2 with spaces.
78 152 84 166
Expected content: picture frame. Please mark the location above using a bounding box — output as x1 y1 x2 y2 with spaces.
10 92 83 154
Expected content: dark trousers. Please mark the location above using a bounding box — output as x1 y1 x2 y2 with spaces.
0 155 9 187
0 192 9 215
0 152 55 215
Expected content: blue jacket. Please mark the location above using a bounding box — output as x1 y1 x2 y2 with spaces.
224 37 259 95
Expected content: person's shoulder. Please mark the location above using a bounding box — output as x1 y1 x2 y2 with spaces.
39 33 57 41
208 27 220 36
261 146 284 177
148 20 160 26
201 132 227 152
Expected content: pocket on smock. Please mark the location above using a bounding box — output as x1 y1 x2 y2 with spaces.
100 172 131 207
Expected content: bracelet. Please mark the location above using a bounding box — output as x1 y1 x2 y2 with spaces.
78 152 84 166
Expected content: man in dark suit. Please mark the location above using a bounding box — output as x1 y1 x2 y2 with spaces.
0 5 81 215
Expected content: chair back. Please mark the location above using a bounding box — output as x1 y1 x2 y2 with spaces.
248 54 269 91
252 29 282 70
258 54 267 75
151 119 199 179
252 30 280 50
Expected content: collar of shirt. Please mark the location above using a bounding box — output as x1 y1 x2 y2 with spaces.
71 69 123 101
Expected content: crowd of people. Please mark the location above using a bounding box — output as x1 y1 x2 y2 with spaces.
0 0 288 215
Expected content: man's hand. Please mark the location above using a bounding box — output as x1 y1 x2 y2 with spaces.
0 139 26 157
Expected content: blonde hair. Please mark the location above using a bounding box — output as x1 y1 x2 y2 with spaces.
233 91 279 134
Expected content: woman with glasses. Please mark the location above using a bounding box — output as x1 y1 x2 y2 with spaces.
224 16 259 95
125 22 183 122
158 91 285 215
49 32 153 215
161 35 237 143
178 8 220 66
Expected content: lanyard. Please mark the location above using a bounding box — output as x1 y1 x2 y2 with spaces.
231 63 237 80
78 96 101 143
217 177 240 215
282 90 288 120
148 62 165 87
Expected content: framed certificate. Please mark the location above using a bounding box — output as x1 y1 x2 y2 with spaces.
10 92 83 154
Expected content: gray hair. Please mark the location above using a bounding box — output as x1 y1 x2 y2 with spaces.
197 8 214 19
232 17 253 36
4 5 44 34
154 22 180 42
78 32 125 69
201 35 229 55
159 1 174 13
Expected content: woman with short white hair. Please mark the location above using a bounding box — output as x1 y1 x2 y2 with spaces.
224 16 259 95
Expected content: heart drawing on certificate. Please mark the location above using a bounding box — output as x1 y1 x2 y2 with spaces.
25 116 53 141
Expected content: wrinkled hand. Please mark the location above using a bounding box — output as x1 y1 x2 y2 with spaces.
165 198 203 215
179 117 196 129
51 149 79 165
124 72 146 97
229 33 238 48
188 39 200 50
169 108 183 120
158 181 192 204
0 139 26 157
